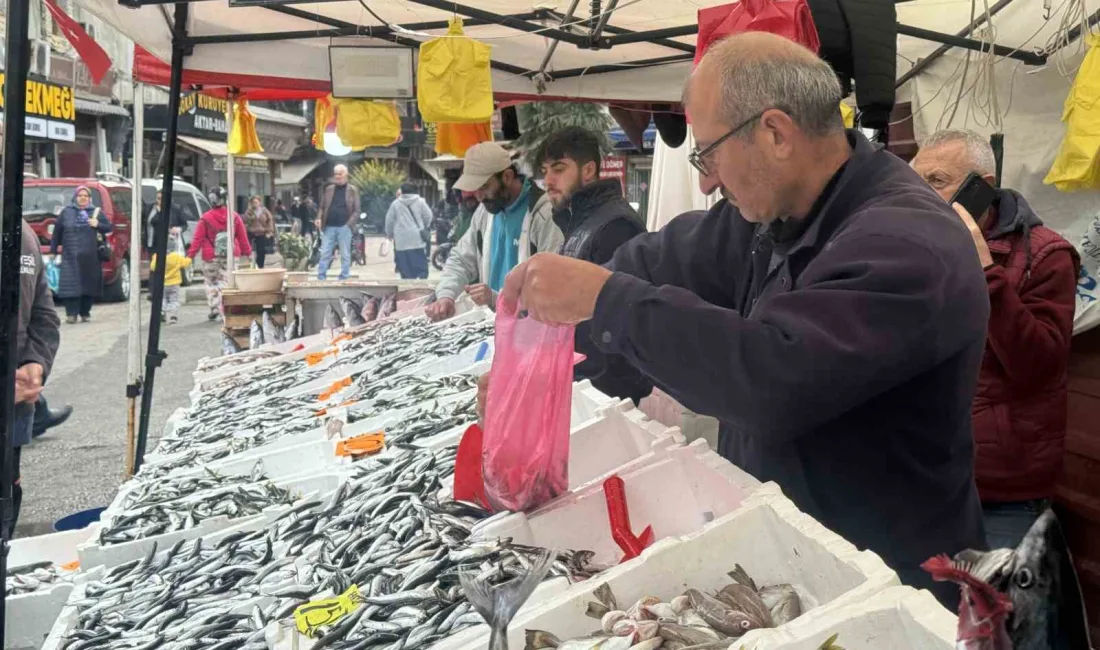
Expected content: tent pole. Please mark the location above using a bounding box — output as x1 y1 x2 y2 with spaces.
895 0 1017 88
534 0 581 82
226 94 236 288
134 2 189 474
125 81 145 478
0 0 32 635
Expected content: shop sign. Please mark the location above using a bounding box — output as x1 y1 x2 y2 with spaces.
0 74 76 142
145 92 230 140
213 156 270 172
600 155 627 193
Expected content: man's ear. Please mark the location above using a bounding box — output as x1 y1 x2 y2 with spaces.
982 173 997 188
583 160 599 183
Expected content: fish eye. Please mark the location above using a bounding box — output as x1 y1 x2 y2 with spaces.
741 620 751 629
1014 567 1034 589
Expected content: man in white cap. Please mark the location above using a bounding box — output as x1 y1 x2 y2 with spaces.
426 142 562 321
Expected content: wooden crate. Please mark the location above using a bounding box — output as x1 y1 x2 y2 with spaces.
220 288 287 349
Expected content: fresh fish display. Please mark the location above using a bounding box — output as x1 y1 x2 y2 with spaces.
221 332 243 356
249 319 264 350
6 562 76 596
263 309 286 344
60 447 600 650
464 548 558 650
380 292 399 318
284 314 299 341
525 569 802 650
340 296 366 328
324 303 342 330
362 294 381 322
99 467 294 545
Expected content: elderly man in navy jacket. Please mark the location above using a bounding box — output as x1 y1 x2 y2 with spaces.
500 32 989 607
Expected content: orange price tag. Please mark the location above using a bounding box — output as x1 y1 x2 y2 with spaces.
331 333 353 344
335 432 385 458
316 377 353 402
59 560 80 571
305 347 338 366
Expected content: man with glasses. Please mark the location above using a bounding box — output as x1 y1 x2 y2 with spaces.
497 32 989 608
425 142 562 321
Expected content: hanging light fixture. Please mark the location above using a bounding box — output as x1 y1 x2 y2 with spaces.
323 131 351 156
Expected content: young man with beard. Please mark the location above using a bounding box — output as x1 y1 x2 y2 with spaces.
539 127 651 403
425 142 562 321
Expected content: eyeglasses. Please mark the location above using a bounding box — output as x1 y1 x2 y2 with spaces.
687 110 767 176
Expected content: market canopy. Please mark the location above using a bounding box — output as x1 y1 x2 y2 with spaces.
80 0 1077 103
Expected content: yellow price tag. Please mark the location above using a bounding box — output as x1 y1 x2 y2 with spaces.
293 585 362 638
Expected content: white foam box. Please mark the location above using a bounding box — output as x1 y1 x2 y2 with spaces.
40 566 106 650
143 436 347 483
470 439 762 565
730 586 955 650
77 471 347 570
5 525 101 650
441 486 900 650
193 333 331 385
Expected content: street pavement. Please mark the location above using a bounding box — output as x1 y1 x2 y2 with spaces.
14 236 439 538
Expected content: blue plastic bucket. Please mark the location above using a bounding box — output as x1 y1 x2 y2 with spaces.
53 507 105 532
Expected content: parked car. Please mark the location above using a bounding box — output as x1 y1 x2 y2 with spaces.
141 177 211 285
23 176 137 302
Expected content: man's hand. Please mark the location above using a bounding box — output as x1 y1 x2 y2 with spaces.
425 297 456 322
476 372 489 426
500 254 613 325
464 284 493 307
952 203 994 268
169 226 182 236
15 363 44 405
314 220 322 232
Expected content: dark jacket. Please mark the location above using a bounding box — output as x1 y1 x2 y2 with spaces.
17 220 60 445
318 183 361 228
554 179 651 404
973 189 1079 503
146 206 188 251
50 204 113 299
590 131 988 607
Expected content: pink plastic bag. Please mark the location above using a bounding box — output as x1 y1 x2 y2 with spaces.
482 297 575 512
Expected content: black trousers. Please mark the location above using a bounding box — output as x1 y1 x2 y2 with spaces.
249 233 268 269
5 445 22 539
63 295 94 318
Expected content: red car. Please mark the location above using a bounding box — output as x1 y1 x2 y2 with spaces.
23 176 140 302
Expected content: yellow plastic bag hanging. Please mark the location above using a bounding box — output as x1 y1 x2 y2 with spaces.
417 17 494 123
333 99 400 149
313 95 336 150
435 121 492 157
227 99 264 155
1045 34 1100 191
839 102 855 129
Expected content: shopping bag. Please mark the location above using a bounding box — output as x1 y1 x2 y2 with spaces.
434 121 492 157
227 99 264 155
694 0 820 65
46 258 59 294
417 17 494 124
481 297 575 512
1045 34 1100 191
334 99 401 149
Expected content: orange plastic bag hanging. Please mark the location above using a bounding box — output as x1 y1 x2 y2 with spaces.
312 95 336 150
227 99 264 155
435 122 492 157
417 17 494 123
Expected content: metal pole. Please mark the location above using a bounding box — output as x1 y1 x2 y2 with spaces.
125 81 145 478
535 0 581 78
895 24 1046 66
134 3 188 474
895 0 1017 88
0 0 31 636
225 96 236 286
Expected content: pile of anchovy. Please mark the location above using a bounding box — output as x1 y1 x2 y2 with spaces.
6 562 76 596
59 448 599 650
378 396 479 447
98 468 294 546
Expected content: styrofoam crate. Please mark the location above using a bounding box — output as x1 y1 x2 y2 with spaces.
6 526 101 650
40 566 105 650
140 436 346 482
440 486 899 650
730 586 954 650
470 440 762 565
79 471 347 569
571 379 617 425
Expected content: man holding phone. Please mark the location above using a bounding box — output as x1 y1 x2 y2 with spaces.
912 129 1080 549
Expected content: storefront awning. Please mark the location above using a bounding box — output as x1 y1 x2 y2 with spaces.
177 134 268 162
74 98 131 119
275 157 325 187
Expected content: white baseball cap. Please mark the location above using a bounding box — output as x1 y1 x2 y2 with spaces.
453 142 514 192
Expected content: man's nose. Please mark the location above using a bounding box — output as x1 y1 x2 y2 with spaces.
698 171 720 196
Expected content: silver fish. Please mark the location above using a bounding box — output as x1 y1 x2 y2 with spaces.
380 293 398 318
340 297 366 328
323 303 342 330
263 310 286 344
221 332 242 356
249 319 264 349
284 315 299 341
361 294 381 322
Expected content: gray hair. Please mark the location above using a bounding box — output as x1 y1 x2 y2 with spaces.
333 164 349 174
689 36 844 137
920 129 996 177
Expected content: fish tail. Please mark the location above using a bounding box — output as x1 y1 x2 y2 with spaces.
460 549 557 650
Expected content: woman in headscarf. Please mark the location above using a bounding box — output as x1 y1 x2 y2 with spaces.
50 186 112 323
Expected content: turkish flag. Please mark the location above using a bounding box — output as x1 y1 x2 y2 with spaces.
42 0 112 85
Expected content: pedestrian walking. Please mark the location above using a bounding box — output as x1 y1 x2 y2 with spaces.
188 187 251 322
12 219 61 537
386 184 433 279
315 165 361 281
50 185 113 323
152 232 193 324
245 195 275 269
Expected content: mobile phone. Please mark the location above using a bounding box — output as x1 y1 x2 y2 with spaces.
948 172 997 218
